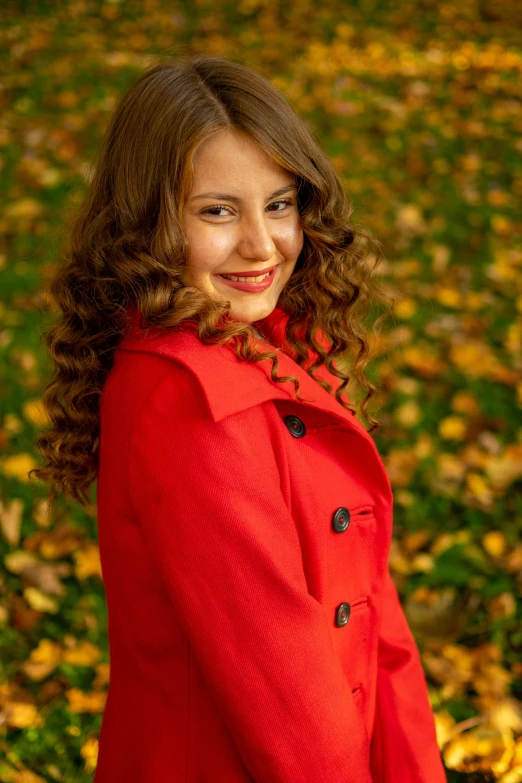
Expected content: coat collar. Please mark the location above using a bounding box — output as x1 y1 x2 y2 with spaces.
119 304 385 457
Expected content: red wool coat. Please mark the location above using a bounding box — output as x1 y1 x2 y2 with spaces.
94 303 446 783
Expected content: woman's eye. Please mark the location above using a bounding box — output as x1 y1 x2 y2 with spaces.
201 205 232 217
268 199 294 211
201 199 294 217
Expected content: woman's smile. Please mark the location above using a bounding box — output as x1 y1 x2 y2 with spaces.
215 265 278 293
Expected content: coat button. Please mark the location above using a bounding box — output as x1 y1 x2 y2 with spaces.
332 507 350 533
335 602 351 627
283 415 306 438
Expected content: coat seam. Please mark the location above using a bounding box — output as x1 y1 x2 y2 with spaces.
185 641 191 783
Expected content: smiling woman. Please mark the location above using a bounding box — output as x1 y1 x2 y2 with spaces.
28 53 446 783
29 52 396 511
180 128 304 320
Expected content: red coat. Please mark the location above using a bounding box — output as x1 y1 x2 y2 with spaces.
95 304 446 783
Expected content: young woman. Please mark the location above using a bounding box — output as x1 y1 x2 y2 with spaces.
31 54 447 782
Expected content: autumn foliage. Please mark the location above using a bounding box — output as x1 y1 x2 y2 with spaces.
0 1 521 781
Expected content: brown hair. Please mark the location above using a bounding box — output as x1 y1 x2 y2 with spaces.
29 53 397 516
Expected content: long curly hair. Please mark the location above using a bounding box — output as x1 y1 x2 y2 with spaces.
29 53 397 516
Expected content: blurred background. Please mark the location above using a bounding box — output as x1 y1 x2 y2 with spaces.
0 1 521 780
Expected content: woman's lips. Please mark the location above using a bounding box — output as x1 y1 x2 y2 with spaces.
216 266 277 293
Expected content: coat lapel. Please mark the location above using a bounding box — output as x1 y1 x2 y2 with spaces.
120 305 392 499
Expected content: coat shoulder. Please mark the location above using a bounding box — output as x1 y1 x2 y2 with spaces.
103 344 215 438
116 320 296 424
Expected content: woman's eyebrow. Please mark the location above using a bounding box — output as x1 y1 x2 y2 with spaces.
190 184 296 203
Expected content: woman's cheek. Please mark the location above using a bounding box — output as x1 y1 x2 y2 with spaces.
281 225 304 263
193 229 234 265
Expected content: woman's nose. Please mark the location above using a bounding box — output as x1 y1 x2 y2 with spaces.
236 215 277 261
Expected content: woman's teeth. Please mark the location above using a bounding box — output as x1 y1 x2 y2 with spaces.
221 272 271 283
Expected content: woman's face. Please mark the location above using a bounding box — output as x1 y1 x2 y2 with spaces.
181 128 304 324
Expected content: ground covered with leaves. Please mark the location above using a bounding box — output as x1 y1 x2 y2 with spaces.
0 0 521 780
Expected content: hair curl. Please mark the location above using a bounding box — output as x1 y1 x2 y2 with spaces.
29 53 397 517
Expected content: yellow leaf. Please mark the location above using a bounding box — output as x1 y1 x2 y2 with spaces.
80 736 99 774
431 533 457 556
395 400 421 427
429 243 451 273
487 190 509 207
393 259 422 278
388 326 413 348
4 198 43 220
93 662 110 688
4 413 23 435
443 726 514 775
465 291 486 311
475 663 512 698
513 737 522 765
460 443 491 470
22 399 50 428
393 376 420 395
1 453 38 483
487 593 517 620
451 390 480 416
394 297 417 319
439 416 467 440
411 585 438 605
389 538 412 575
491 215 513 235
22 639 62 681
436 288 462 308
394 489 415 507
39 527 83 559
423 644 474 699
506 545 522 573
482 530 507 558
413 433 433 458
65 687 107 714
401 345 444 376
410 553 434 572
460 152 481 171
12 768 47 782
383 448 419 487
62 641 102 667
73 543 103 581
498 765 522 783
403 530 430 554
0 498 24 546
437 453 466 481
5 702 44 730
505 324 522 356
466 473 494 506
485 445 522 490
488 698 522 735
431 531 471 556
396 204 426 233
23 587 59 614
450 342 500 378
4 550 40 574
434 710 457 748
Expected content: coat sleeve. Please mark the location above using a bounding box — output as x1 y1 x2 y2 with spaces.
370 568 447 783
128 361 373 783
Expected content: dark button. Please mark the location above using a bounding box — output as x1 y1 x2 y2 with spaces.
283 415 306 438
335 602 351 627
332 507 351 533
